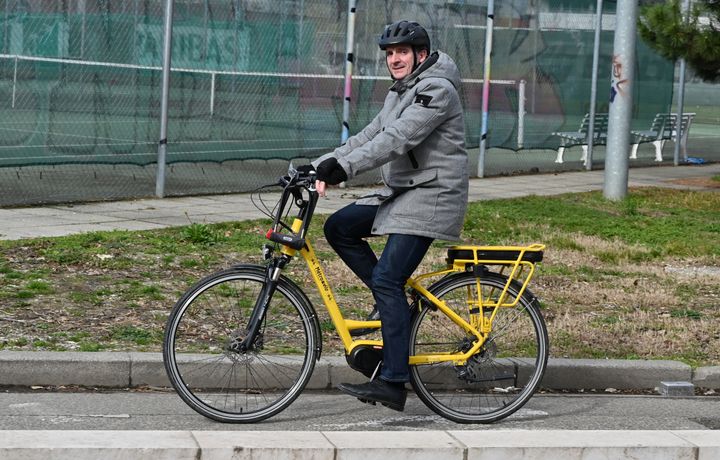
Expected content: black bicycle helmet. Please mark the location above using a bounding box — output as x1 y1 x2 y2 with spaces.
378 20 431 53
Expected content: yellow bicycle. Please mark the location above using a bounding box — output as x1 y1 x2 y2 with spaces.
163 166 549 424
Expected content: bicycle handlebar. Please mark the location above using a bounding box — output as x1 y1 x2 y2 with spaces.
261 167 320 251
275 162 319 190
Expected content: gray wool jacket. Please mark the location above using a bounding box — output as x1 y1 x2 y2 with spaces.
314 51 468 241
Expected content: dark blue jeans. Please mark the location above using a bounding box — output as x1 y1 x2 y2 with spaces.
324 203 433 383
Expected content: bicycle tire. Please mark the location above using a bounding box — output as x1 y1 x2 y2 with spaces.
409 271 549 423
163 265 321 423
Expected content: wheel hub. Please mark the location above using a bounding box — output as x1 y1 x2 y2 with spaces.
225 328 263 354
454 335 499 382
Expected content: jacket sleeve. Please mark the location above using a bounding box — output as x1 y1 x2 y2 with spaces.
312 112 382 167
335 79 457 179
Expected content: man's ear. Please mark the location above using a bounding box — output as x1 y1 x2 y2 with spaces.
417 49 429 64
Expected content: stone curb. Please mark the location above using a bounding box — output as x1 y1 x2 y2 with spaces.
0 430 718 459
0 351 718 390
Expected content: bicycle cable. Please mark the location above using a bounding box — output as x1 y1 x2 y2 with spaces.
249 178 307 234
249 182 282 220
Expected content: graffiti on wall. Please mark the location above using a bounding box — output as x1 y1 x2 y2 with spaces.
609 54 628 103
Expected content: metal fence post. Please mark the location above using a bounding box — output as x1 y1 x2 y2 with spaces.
12 55 17 108
210 72 216 116
673 0 691 165
79 0 86 58
517 79 526 149
586 0 603 171
341 0 357 144
156 0 174 198
478 0 495 178
603 0 637 201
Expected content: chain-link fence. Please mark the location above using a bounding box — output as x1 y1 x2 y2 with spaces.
0 0 717 206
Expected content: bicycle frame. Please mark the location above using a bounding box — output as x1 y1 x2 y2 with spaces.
261 175 544 367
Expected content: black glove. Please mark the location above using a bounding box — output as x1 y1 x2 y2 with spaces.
315 157 348 185
295 164 315 176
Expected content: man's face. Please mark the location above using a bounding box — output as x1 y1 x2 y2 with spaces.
385 45 427 80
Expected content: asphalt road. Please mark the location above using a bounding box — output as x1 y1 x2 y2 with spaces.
2 389 719 431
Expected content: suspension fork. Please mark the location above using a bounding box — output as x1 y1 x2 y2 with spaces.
237 256 288 351
237 180 316 352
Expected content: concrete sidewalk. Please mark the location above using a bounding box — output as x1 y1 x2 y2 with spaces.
1 163 718 240
0 429 719 459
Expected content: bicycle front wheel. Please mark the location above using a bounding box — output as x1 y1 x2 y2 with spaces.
163 265 321 423
409 272 548 423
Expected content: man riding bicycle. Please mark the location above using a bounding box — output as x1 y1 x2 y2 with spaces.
301 20 468 412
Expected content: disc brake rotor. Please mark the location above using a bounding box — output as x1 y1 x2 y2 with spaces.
224 328 263 360
454 335 498 382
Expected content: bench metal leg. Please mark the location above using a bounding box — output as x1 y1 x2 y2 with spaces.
653 140 664 162
630 143 640 159
555 147 565 163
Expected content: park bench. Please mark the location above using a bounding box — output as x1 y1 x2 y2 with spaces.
552 113 609 164
554 112 695 164
630 112 695 162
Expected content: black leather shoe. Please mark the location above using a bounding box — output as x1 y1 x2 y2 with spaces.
349 306 380 337
337 379 407 411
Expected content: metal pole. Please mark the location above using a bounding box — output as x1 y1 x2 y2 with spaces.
340 0 357 144
674 58 687 165
155 0 174 198
673 0 691 165
531 0 538 114
478 0 494 178
232 0 244 68
203 0 209 64
133 0 139 60
210 72 215 116
3 1 8 53
12 56 17 108
603 0 637 201
517 80 526 149
79 0 86 58
585 0 603 171
299 0 305 56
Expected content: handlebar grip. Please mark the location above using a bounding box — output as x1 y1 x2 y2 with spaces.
265 229 306 250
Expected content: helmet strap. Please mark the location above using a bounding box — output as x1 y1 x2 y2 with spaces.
412 47 429 72
412 49 420 72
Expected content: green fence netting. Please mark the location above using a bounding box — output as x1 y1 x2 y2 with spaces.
0 0 683 204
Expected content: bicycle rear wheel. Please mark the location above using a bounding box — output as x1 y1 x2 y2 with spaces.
163 265 320 423
409 272 548 423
